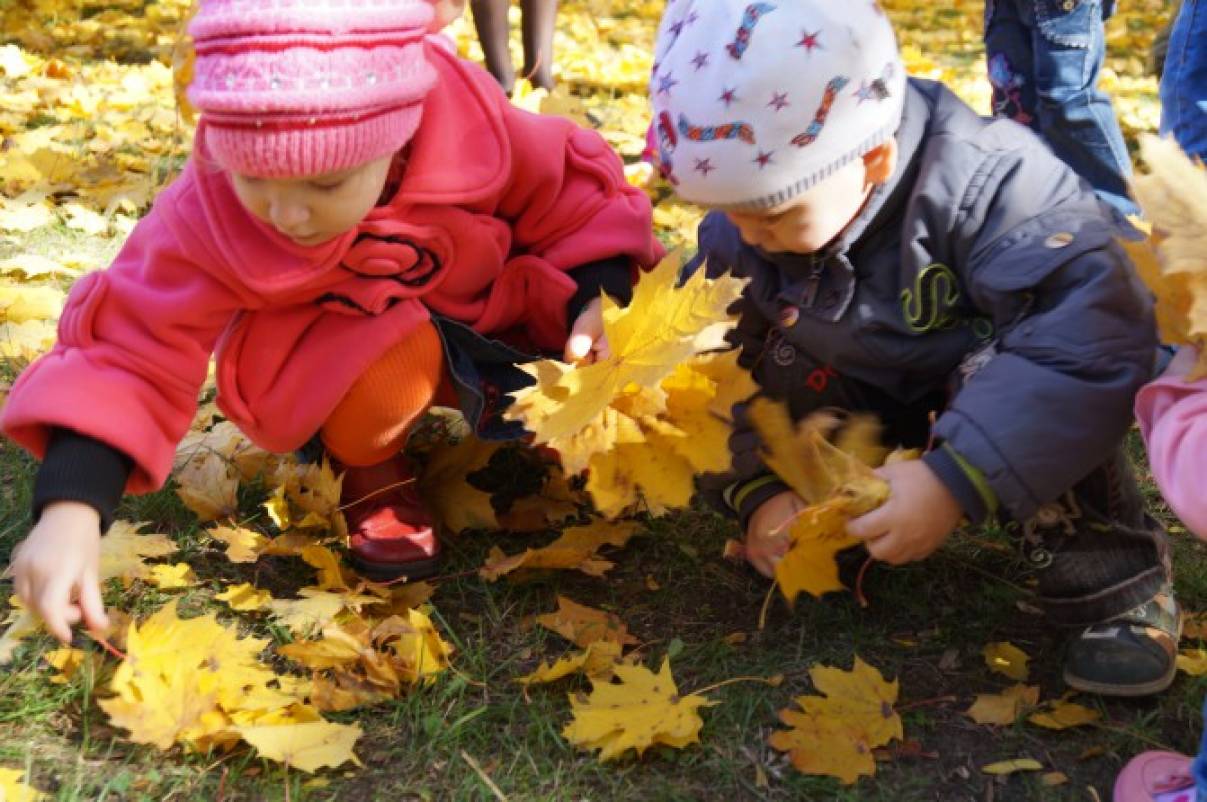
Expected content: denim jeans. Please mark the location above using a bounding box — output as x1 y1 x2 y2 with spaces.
985 0 1139 216
1161 0 1207 161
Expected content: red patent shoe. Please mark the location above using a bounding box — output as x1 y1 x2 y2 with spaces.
341 457 441 582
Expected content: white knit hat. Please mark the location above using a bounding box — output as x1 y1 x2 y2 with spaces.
649 0 906 210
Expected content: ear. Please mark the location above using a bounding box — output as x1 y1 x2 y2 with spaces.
862 139 898 185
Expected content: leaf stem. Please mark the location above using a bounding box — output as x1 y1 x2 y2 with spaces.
757 581 776 631
691 675 783 696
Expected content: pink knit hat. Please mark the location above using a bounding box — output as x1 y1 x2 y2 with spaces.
187 0 438 178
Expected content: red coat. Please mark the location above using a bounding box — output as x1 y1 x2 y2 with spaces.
3 42 661 493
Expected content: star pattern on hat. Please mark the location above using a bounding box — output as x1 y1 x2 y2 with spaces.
754 150 774 168
657 72 679 95
691 51 710 70
796 30 822 52
694 157 715 176
719 87 738 106
768 91 789 111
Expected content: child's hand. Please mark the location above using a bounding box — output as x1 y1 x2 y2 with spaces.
10 501 108 644
565 298 610 363
744 490 807 578
846 460 963 565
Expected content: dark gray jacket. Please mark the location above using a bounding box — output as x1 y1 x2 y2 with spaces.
695 78 1155 526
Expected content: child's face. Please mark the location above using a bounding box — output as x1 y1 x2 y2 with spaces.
230 155 394 247
724 141 897 255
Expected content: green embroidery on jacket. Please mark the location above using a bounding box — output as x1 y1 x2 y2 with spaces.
901 262 960 333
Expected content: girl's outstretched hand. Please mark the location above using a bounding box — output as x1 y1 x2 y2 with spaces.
9 500 108 644
564 298 610 364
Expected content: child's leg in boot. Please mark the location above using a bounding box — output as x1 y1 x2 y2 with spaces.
1024 447 1179 696
520 0 557 90
322 320 449 582
470 0 516 94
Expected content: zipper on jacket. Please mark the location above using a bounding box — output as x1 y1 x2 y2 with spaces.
802 256 824 309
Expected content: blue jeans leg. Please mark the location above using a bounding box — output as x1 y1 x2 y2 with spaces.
986 0 1138 216
1160 0 1207 161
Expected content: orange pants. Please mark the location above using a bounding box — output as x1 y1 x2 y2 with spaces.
321 320 455 467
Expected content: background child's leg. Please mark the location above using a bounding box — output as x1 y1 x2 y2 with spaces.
1159 0 1207 161
984 0 1039 128
1025 0 1137 215
470 0 517 94
520 0 558 90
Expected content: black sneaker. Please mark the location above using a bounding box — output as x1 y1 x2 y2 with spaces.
1063 588 1181 697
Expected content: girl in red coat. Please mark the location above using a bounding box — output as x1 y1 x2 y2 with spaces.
1 0 659 643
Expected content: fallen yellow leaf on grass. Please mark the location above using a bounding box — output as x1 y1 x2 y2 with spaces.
517 641 623 685
982 758 1043 775
99 521 177 585
238 721 362 773
1027 699 1100 730
769 656 902 784
214 583 273 612
148 562 197 590
174 448 239 522
1177 648 1207 676
208 525 269 564
537 596 639 649
480 520 639 580
983 642 1030 681
563 657 714 761
965 684 1040 726
418 435 501 534
0 767 43 802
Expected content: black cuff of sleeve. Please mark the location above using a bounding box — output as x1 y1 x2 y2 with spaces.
565 256 635 324
33 429 133 532
922 448 988 525
732 475 792 532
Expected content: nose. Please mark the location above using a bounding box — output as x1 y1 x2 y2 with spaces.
268 195 310 234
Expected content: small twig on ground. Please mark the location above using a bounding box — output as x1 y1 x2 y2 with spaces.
461 749 509 802
757 582 776 631
1092 721 1175 752
336 478 416 511
855 556 874 608
86 632 127 661
896 695 958 713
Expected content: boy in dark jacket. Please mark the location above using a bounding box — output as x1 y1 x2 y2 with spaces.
650 0 1178 696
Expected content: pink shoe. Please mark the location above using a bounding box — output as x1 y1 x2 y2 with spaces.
1114 751 1197 802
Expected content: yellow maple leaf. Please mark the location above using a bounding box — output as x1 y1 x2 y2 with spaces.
279 628 365 671
480 520 639 580
238 721 362 773
1128 135 1207 379
208 525 269 564
174 448 239 522
301 545 352 593
537 596 639 649
148 562 197 590
0 284 63 324
418 435 501 534
99 521 177 585
214 583 273 612
269 458 345 536
113 601 301 741
774 479 889 602
983 641 1030 681
0 767 43 802
965 684 1040 726
507 253 746 473
269 594 353 638
769 656 901 785
563 657 715 761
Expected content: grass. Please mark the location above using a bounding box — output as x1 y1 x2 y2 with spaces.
2 424 1207 801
